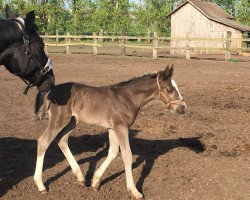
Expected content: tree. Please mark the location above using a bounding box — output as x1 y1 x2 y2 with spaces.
112 0 131 34
236 0 250 26
133 0 173 36
92 0 114 33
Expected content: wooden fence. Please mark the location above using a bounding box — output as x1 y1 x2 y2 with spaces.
41 32 250 61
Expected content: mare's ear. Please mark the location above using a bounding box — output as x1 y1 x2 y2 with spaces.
163 64 174 79
25 11 35 33
5 5 17 19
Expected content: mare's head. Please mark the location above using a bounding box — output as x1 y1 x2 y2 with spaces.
0 6 54 93
156 65 187 114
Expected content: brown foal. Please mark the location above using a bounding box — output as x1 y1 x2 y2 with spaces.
34 65 186 199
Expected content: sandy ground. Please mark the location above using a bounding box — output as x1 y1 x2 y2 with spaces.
0 54 249 200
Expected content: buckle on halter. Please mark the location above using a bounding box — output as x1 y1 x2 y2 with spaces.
25 50 32 58
23 35 30 44
41 58 53 75
41 66 50 75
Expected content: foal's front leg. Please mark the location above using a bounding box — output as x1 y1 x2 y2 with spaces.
34 125 61 192
92 129 119 190
115 126 143 199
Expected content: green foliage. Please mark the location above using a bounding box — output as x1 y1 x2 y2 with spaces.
236 0 250 26
227 58 243 62
1 0 249 36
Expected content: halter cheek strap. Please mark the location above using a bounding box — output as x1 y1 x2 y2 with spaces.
11 18 54 94
156 74 184 108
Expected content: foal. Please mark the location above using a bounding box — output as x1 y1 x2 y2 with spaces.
34 65 186 199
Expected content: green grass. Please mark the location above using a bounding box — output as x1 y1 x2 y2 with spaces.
227 58 243 62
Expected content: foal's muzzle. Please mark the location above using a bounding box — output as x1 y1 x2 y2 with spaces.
176 103 187 114
172 101 187 115
37 74 55 93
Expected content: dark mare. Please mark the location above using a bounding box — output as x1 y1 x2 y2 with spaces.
0 6 55 115
34 65 187 199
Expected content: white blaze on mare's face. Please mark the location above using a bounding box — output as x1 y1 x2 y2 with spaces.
171 79 183 99
15 17 25 30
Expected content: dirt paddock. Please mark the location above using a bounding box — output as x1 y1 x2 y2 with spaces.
0 54 249 200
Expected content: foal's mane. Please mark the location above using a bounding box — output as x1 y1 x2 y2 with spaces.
112 73 158 88
0 19 23 43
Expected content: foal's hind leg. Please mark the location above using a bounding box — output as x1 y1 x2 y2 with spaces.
92 129 119 190
57 117 84 186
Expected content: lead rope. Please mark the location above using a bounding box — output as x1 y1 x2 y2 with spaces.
156 74 184 108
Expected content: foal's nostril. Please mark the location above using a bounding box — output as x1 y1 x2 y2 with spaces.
182 104 187 111
177 104 186 114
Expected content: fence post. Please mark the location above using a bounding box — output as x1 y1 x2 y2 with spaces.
93 32 98 55
185 32 191 59
147 29 151 43
44 32 48 54
120 33 126 56
138 36 141 42
99 29 103 43
153 31 158 58
66 32 70 54
56 29 59 42
225 31 231 61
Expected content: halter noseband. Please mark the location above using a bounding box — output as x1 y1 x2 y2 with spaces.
11 18 53 94
156 74 184 108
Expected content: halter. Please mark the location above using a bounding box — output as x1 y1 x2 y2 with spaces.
156 74 184 108
11 18 53 94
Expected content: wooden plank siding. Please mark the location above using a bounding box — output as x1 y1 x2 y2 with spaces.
170 3 242 55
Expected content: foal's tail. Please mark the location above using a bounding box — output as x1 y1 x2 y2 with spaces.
35 91 48 121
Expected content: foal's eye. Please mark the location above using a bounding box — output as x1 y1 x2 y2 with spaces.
167 88 174 93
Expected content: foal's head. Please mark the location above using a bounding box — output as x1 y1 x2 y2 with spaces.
1 6 55 93
156 65 187 114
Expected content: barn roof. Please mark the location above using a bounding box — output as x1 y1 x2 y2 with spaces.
166 0 250 32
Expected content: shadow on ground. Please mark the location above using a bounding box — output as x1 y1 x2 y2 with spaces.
0 130 205 198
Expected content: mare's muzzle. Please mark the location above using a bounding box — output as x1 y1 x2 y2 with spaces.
37 58 55 93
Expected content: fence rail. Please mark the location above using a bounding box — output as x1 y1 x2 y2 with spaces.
41 32 250 60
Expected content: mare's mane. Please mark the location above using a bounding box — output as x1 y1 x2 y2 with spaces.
0 19 23 43
111 73 158 88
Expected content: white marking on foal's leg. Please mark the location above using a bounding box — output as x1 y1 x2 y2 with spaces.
34 153 46 192
92 129 119 190
58 133 84 184
116 127 143 199
34 126 63 192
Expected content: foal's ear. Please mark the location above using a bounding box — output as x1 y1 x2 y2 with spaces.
5 5 17 19
164 64 174 79
25 11 35 33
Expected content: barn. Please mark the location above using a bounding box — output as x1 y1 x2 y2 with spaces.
166 0 250 55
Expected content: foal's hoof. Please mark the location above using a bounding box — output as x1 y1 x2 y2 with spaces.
92 185 100 192
128 189 144 199
78 181 84 187
40 190 48 195
134 193 144 199
92 183 101 192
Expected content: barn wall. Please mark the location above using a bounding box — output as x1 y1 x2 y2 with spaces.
170 3 242 54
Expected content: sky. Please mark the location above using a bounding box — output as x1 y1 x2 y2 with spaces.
130 0 139 3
